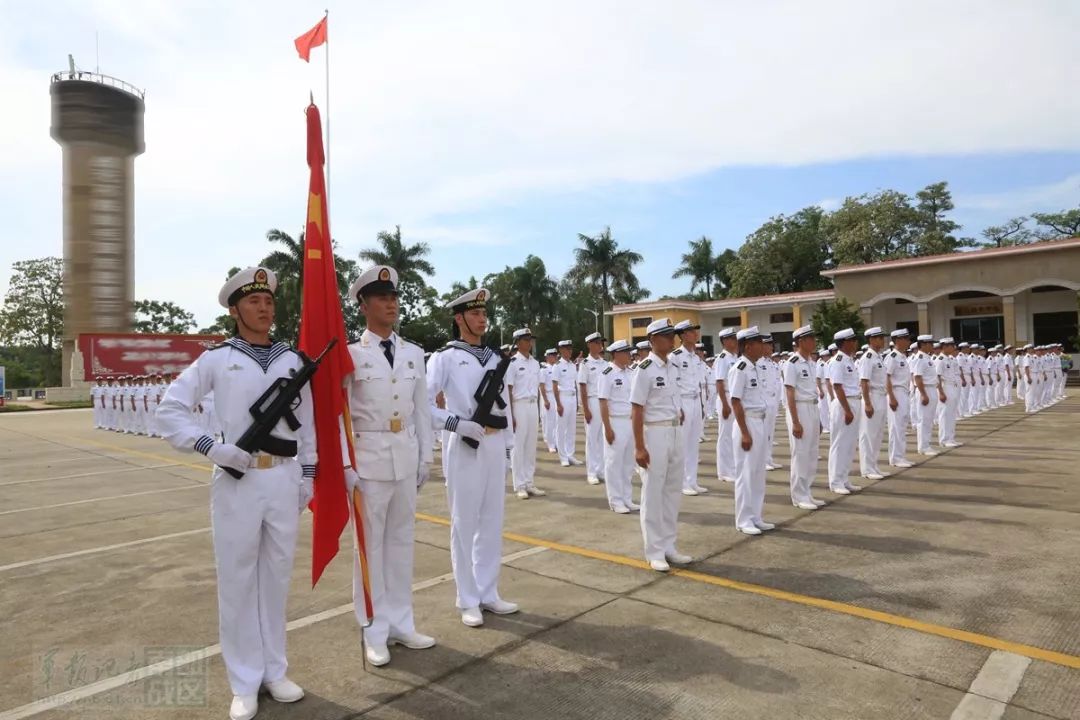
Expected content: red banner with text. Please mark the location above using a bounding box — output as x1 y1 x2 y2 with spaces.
77 333 225 379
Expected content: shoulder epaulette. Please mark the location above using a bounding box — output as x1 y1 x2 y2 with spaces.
672 348 684 355
433 345 450 353
602 366 613 375
639 359 653 369
509 356 518 362
400 338 424 351
834 354 842 361
736 360 746 370
206 342 229 352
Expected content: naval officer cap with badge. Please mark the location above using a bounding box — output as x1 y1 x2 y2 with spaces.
425 286 521 627
341 265 437 667
156 266 315 720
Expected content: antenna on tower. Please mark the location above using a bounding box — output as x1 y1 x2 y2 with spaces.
95 31 99 73
68 54 76 73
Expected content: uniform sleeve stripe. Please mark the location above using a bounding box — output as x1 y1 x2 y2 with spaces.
301 464 316 478
445 415 459 433
194 436 215 455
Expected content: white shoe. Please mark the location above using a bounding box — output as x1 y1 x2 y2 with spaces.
627 501 641 511
847 484 862 492
737 525 763 535
568 457 584 466
559 459 570 467
586 475 601 485
481 599 520 615
862 473 885 481
649 559 671 572
461 607 484 627
766 463 782 471
548 447 558 453
681 487 699 496
721 476 736 483
515 489 530 500
526 485 547 497
230 694 258 720
666 552 692 565
264 677 304 703
943 441 963 448
892 461 914 468
794 501 819 510
754 521 776 531
921 449 939 456
810 497 827 506
693 484 710 494
388 631 436 649
365 643 391 666
832 487 852 495
612 503 631 514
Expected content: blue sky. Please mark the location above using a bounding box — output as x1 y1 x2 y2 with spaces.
1 1 1078 326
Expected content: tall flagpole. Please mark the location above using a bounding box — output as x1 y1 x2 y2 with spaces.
324 8 331 206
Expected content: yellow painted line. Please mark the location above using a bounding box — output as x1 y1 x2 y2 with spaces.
415 512 1080 670
65 436 212 473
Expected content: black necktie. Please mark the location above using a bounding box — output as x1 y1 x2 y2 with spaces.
380 339 394 368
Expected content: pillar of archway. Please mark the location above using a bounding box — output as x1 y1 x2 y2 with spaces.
1002 295 1016 347
917 303 930 336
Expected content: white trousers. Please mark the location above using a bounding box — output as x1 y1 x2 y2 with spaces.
763 401 779 466
715 400 735 480
445 432 506 609
733 414 767 529
640 423 684 562
938 382 960 445
681 396 703 490
511 399 539 490
786 401 820 504
584 397 604 479
210 461 301 696
556 396 578 462
858 392 887 476
916 389 939 453
1025 379 1038 412
542 398 558 450
818 394 831 433
603 416 635 509
827 398 859 491
353 476 418 646
887 389 911 465
146 400 159 435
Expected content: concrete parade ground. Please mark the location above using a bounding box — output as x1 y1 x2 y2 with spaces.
1 395 1078 720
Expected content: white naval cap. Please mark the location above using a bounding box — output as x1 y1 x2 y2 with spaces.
349 265 398 301
916 334 934 343
446 287 491 313
557 339 573 348
941 337 956 345
636 340 652 350
792 324 814 340
717 327 738 339
1004 345 1013 350
674 319 701 332
646 317 676 336
544 347 558 356
890 328 910 339
736 326 761 341
864 326 887 338
607 339 632 353
827 342 837 352
500 344 511 352
695 342 705 349
861 343 869 351
585 331 606 343
512 327 534 341
833 327 856 342
958 342 969 348
218 266 277 308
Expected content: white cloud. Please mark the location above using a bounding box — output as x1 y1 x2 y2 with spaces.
816 198 842 212
2 0 1079 323
955 173 1080 214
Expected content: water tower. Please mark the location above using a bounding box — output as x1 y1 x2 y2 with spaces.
50 62 145 385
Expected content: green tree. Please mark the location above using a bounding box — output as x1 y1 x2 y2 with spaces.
198 266 240 335
484 256 559 330
0 257 64 386
1031 206 1080 240
714 248 737 297
359 225 435 324
132 300 196 334
728 207 833 297
672 236 717 297
826 189 922 265
566 226 644 338
810 298 865 346
980 217 1033 247
913 181 971 255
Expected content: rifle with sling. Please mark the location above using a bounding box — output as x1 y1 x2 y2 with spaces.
463 353 512 449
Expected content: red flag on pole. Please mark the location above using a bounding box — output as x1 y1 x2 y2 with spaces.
298 102 364 594
295 16 328 62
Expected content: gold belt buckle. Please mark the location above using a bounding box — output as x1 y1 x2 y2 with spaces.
255 455 274 470
389 418 403 433
484 426 499 435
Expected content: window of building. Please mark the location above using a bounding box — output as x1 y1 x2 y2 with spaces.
630 316 652 329
1034 311 1078 351
949 316 1004 347
895 321 919 337
770 331 793 351
769 312 794 324
721 316 741 326
948 290 997 300
631 335 648 347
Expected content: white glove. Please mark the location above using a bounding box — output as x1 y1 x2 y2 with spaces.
454 419 486 443
207 443 251 472
299 478 314 512
417 463 431 489
344 467 360 493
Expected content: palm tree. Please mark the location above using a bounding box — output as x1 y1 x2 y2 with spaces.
262 229 357 342
714 248 737 298
672 236 716 297
359 225 435 288
567 227 644 337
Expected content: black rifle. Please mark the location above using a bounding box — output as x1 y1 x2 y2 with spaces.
223 338 337 479
463 354 512 449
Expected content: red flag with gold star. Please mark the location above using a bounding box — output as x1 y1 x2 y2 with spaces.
298 103 371 608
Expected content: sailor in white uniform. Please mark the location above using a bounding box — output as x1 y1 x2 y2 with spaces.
552 340 583 467
827 328 862 495
784 325 825 510
598 339 638 513
713 328 739 483
671 320 709 496
156 267 312 720
508 327 546 500
911 335 944 456
885 330 914 468
857 327 890 480
579 331 608 484
729 326 774 533
341 265 437 667
540 348 559 453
